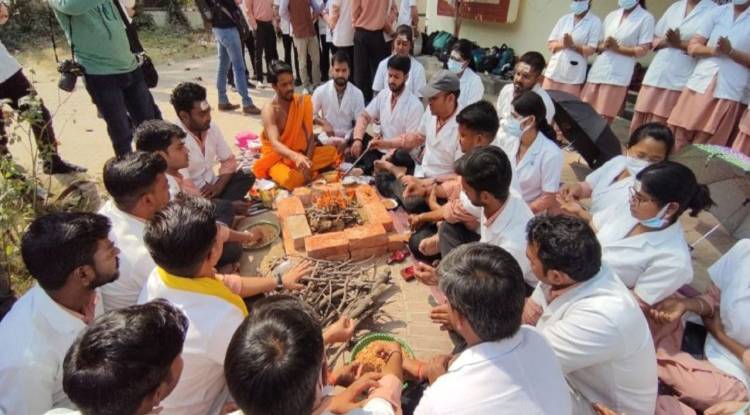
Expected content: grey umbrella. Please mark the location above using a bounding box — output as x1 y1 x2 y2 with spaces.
673 144 750 241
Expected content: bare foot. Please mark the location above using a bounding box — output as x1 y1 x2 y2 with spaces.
419 234 440 257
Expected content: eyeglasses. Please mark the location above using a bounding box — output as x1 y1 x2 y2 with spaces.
628 186 655 205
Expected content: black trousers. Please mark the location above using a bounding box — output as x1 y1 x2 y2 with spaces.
0 70 57 158
319 33 331 81
438 221 480 258
216 170 255 201
353 28 388 102
281 33 302 81
254 20 278 83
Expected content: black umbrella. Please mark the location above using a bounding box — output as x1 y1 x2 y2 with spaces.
548 90 622 169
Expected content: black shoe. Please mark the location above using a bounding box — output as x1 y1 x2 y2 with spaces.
247 80 256 89
43 155 87 175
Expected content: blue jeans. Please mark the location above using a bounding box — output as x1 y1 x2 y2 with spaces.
213 27 252 107
84 66 160 156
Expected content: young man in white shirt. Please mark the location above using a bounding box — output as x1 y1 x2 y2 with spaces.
397 0 417 28
225 295 404 415
0 212 120 414
98 152 170 312
372 25 427 98
170 82 254 210
523 215 658 415
412 242 571 414
351 55 424 175
374 70 461 214
495 52 556 127
312 51 365 151
138 194 310 415
44 299 188 415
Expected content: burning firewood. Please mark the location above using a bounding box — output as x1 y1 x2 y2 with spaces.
306 190 364 233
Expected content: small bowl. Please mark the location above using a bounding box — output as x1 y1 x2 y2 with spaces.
382 198 398 210
341 176 358 186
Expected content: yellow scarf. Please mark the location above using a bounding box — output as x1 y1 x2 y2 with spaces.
157 267 248 316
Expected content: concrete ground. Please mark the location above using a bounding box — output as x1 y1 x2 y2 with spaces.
8 53 738 361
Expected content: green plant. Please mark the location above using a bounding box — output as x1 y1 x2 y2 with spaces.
0 0 64 51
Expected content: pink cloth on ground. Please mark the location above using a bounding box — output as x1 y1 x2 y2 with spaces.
580 82 628 119
542 78 582 97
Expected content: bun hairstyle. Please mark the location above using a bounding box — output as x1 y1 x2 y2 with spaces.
636 161 715 221
628 122 675 157
511 91 557 142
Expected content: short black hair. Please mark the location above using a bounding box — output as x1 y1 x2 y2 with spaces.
144 194 218 277
170 82 206 115
518 51 546 75
331 50 350 67
456 101 500 139
103 151 167 211
134 120 187 153
451 39 475 69
526 215 601 282
628 122 675 157
512 91 557 141
455 146 512 201
438 243 525 342
636 161 714 220
268 60 294 85
395 24 413 44
387 54 411 75
63 299 188 415
21 212 111 291
225 295 324 415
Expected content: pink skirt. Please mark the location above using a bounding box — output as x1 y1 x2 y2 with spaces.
542 78 582 97
667 77 744 146
580 82 628 119
631 86 682 134
731 108 750 155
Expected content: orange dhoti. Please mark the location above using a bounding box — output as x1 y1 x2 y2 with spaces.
253 94 339 190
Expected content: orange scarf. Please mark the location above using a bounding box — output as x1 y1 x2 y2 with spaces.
253 94 313 179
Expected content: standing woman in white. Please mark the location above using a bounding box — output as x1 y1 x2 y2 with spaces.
667 1 750 151
543 0 602 97
447 39 485 108
580 0 655 124
630 0 717 135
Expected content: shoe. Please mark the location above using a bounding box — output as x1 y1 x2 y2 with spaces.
242 105 262 115
247 81 256 89
43 155 87 175
218 102 240 111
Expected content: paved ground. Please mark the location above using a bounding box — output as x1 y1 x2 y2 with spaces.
8 54 738 361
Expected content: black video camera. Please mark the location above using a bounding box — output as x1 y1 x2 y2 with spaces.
57 60 85 92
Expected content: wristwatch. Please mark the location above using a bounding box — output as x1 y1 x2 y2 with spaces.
275 271 284 291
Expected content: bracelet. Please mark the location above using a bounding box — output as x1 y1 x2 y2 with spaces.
353 138 363 143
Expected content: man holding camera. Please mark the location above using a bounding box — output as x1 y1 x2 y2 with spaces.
0 1 84 174
48 0 160 157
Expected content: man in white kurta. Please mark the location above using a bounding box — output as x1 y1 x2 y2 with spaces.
495 52 556 126
524 215 657 415
372 25 427 98
312 53 365 144
415 243 571 414
0 212 117 415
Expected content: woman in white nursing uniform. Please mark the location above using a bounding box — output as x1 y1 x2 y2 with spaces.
558 122 673 222
497 91 563 214
580 0 655 124
446 39 484 108
543 0 602 97
667 0 750 151
593 162 713 312
630 0 718 135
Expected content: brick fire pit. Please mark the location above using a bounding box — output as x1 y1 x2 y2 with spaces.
276 183 408 261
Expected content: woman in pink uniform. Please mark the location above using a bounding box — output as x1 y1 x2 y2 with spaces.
580 0 654 124
667 1 750 151
630 0 717 135
732 91 750 155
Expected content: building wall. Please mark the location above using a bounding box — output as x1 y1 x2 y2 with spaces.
422 0 670 63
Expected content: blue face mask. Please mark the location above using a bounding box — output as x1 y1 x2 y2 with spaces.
639 204 670 229
501 116 530 138
447 58 464 74
570 1 589 15
618 0 638 9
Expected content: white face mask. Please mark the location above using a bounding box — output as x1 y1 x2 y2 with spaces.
570 0 589 15
625 154 650 176
618 0 639 9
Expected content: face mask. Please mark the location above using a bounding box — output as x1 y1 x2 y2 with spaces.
570 0 589 15
735 0 749 5
639 203 670 229
625 154 650 176
447 58 464 74
618 0 638 9
501 116 531 138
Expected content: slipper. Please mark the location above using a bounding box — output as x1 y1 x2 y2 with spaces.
400 265 416 281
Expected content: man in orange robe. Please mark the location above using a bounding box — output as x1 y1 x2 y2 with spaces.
253 62 338 190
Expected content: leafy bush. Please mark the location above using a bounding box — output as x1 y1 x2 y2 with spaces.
0 0 65 51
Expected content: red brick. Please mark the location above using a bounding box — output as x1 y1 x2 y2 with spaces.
363 203 394 231
283 232 303 256
284 215 312 250
304 231 350 260
345 223 387 250
276 196 305 220
292 187 313 206
350 244 388 261
355 185 380 205
387 233 410 252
